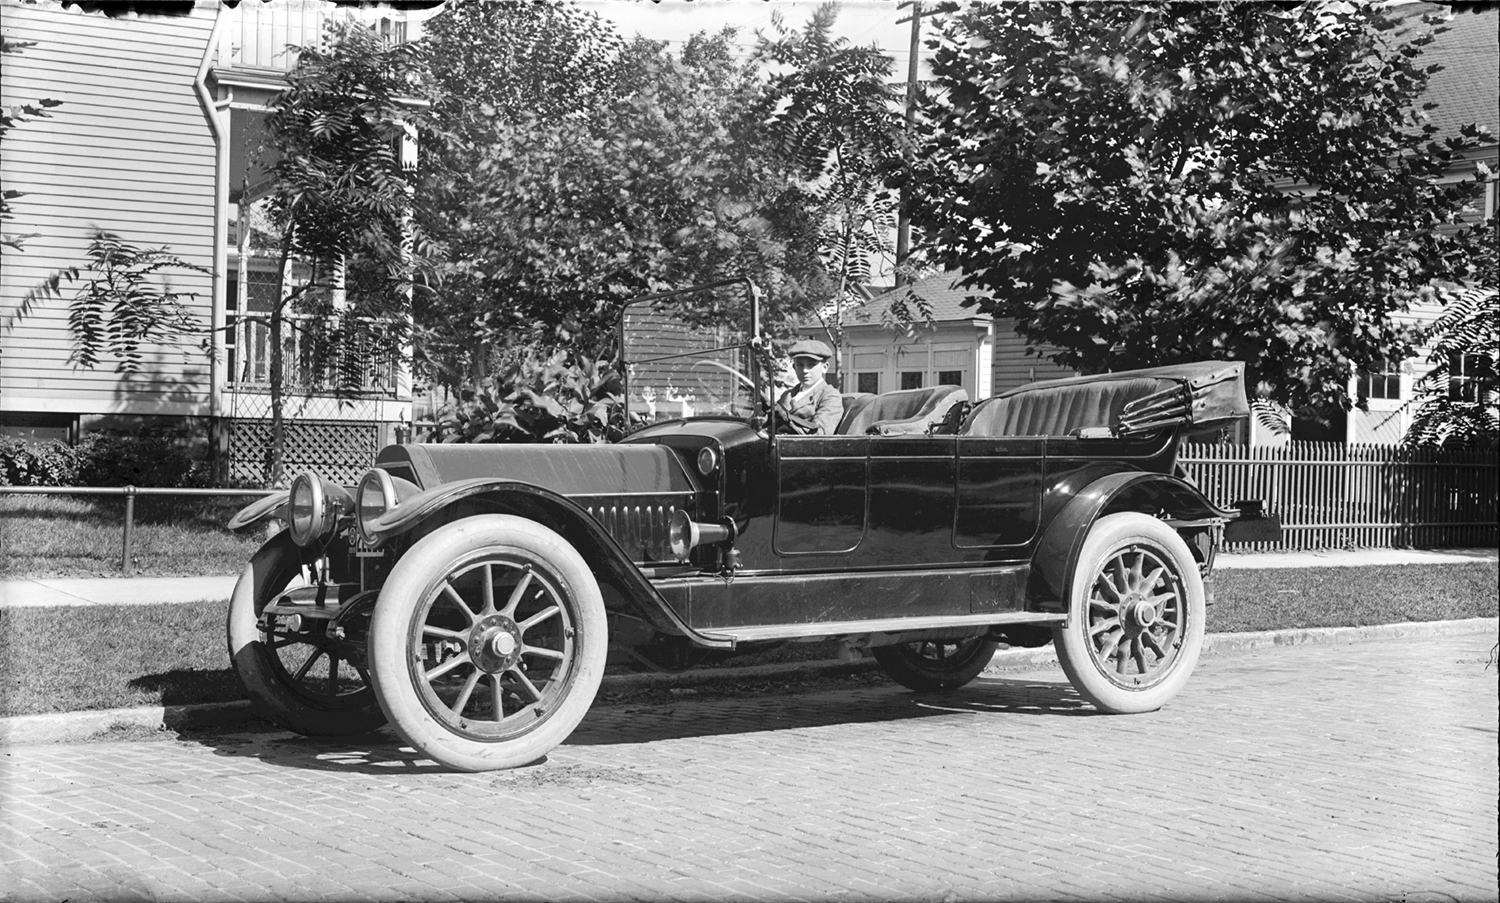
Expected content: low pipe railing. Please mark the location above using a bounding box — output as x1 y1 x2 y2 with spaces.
0 486 279 576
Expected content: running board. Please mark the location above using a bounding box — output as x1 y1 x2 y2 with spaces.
697 611 1065 645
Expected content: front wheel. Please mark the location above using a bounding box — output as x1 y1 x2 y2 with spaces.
872 636 1000 692
1053 512 1205 714
368 515 607 772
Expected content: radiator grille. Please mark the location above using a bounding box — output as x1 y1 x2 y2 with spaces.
581 501 679 563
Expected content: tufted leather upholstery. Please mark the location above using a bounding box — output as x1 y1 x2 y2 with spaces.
837 385 969 436
832 392 875 435
962 377 1165 437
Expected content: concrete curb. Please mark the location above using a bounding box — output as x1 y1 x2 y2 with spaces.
3 617 1494 748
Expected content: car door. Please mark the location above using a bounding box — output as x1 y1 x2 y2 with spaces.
954 435 1046 554
772 434 869 558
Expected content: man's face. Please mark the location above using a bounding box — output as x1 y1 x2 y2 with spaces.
791 355 827 389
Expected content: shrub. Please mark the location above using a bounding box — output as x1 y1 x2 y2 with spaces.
0 438 84 486
76 434 212 488
427 352 638 444
0 434 211 488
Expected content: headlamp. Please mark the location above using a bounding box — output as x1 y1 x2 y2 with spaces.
355 467 419 546
287 472 352 547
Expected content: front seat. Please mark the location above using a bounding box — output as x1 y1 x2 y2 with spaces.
837 385 969 436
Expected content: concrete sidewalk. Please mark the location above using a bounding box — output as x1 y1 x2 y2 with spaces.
0 547 1494 609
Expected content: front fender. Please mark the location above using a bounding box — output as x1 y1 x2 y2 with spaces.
367 478 732 650
227 491 289 533
1030 471 1230 609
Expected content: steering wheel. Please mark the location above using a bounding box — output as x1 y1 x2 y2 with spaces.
690 359 759 417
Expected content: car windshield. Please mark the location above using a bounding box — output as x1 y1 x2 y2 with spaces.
619 280 760 423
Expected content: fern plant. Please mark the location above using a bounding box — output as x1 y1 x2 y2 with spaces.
3 230 209 372
64 233 209 371
1404 284 1499 449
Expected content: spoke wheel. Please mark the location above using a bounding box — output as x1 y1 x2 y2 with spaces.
872 636 999 692
226 532 386 736
1053 513 1205 714
369 515 606 772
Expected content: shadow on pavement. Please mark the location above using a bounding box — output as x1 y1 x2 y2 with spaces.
176 675 1093 773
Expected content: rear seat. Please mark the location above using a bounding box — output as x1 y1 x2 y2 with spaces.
837 385 968 436
961 377 1165 437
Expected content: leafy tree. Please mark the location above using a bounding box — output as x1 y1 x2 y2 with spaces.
1404 219 1499 449
752 5 907 373
417 24 827 390
424 0 624 132
416 0 627 386
252 17 435 484
906 1 1493 415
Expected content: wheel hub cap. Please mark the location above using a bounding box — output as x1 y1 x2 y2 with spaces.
469 614 523 673
1126 596 1157 630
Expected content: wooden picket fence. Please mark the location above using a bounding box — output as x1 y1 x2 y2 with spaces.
1179 441 1498 552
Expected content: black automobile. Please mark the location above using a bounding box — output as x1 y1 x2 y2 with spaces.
227 279 1278 772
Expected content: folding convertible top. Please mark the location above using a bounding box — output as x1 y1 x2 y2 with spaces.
962 361 1250 438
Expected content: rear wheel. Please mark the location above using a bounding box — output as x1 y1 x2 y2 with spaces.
872 636 1000 692
226 532 386 735
1053 513 1205 714
368 515 607 772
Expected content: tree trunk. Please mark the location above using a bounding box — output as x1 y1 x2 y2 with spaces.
267 233 293 488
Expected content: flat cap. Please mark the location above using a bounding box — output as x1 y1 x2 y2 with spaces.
787 339 833 361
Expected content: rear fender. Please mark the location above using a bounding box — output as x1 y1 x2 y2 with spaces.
373 478 732 650
1030 471 1229 609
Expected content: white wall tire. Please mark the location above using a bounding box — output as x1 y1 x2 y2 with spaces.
368 515 607 772
226 533 387 735
1052 512 1206 714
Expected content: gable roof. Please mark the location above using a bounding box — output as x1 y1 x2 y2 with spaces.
844 271 992 328
1402 2 1499 141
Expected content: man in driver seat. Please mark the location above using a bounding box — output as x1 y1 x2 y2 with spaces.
777 339 843 435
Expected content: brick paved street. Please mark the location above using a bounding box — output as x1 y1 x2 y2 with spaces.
3 628 1496 903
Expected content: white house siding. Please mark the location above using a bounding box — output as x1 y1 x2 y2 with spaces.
0 0 218 420
989 318 1074 394
1347 298 1449 445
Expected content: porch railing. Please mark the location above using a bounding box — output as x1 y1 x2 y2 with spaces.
218 0 414 71
228 313 399 396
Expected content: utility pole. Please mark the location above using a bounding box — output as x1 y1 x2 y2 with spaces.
894 1 935 287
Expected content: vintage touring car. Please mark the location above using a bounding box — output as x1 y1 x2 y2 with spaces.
227 278 1279 772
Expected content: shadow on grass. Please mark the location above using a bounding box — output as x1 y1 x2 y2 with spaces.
175 674 1094 774
127 668 245 707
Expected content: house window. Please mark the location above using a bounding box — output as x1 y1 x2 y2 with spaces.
225 273 239 385
901 372 924 390
857 372 880 395
1449 352 1495 403
938 370 964 387
1359 363 1400 401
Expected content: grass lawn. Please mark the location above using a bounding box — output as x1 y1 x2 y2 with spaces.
1 560 1494 718
0 494 265 578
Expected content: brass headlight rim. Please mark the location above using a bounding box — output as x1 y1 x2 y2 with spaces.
288 471 326 547
356 467 397 547
696 445 719 476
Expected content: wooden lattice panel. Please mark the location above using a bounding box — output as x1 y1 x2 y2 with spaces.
228 418 379 486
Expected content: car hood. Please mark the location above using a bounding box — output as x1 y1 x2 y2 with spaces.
373 442 697 496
